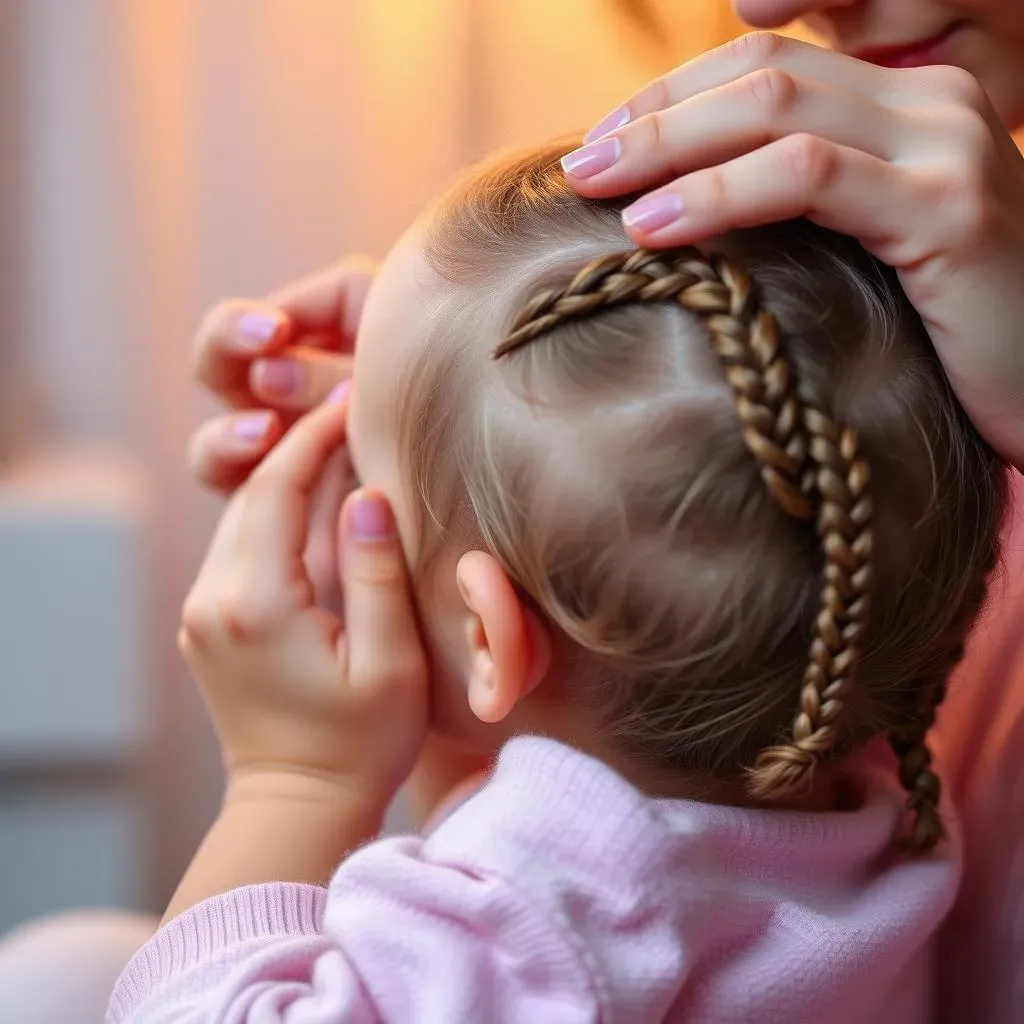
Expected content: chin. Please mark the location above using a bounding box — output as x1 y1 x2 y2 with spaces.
951 28 1024 132
985 72 1024 133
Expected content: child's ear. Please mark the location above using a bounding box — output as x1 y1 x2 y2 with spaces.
455 551 551 724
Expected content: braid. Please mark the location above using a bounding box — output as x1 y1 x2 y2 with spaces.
889 528 1000 852
496 247 885 813
748 410 874 800
495 249 815 519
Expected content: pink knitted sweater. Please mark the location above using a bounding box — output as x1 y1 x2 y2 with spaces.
108 736 956 1023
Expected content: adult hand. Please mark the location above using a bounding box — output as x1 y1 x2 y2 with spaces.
187 256 376 494
565 32 1024 469
179 387 428 803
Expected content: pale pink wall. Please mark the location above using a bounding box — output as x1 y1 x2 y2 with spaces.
16 0 481 905
0 2 26 457
475 0 746 153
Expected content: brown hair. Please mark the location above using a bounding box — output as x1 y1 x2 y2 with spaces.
402 142 1008 851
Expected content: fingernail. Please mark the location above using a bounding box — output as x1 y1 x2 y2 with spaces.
237 311 281 349
233 411 272 443
622 192 685 233
326 380 351 405
561 136 621 180
349 492 394 541
254 358 300 397
584 105 630 144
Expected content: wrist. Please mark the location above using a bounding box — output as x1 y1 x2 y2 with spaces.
223 766 390 831
162 767 388 925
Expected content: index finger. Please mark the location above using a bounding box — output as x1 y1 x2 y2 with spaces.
191 257 377 413
267 255 378 347
584 33 888 143
237 385 350 565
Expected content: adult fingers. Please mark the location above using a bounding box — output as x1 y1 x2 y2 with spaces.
267 255 378 343
584 33 891 143
249 348 353 412
186 410 284 495
191 299 289 409
566 72 903 197
618 136 923 262
338 489 426 696
191 256 376 411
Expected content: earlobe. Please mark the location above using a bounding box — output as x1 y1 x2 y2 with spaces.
456 551 550 724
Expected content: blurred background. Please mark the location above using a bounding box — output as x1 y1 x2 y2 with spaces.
0 0 811 932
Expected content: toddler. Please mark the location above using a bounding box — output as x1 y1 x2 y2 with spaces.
110 141 1007 1022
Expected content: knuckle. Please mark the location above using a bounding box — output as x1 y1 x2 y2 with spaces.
927 161 997 242
639 74 673 115
698 167 728 212
182 586 266 646
350 553 406 592
728 30 788 68
180 592 216 646
949 106 998 162
645 109 665 152
224 568 312 641
651 74 672 113
782 134 838 190
217 591 270 643
176 625 195 660
742 67 798 118
931 64 987 108
185 426 215 476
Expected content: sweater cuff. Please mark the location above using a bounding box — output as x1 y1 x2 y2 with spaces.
108 883 326 1021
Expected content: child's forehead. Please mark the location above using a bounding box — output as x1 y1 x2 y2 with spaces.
371 217 515 358
362 226 448 353
376 224 437 305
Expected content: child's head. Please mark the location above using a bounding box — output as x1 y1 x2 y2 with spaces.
347 141 1008 849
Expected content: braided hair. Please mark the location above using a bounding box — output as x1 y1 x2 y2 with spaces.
492 245 940 848
407 141 1006 857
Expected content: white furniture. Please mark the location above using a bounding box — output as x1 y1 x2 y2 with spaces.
0 448 150 933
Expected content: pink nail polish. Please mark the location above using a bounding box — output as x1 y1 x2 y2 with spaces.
255 358 300 397
584 105 630 144
233 411 272 442
237 311 281 349
326 380 351 404
561 137 621 180
349 493 394 540
622 193 685 233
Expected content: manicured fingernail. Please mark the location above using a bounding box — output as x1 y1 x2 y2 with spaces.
622 192 685 233
233 411 272 443
237 311 281 349
349 492 394 540
254 358 300 397
561 136 621 180
584 105 630 143
326 380 351 404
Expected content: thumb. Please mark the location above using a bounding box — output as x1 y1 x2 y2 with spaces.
338 489 426 695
